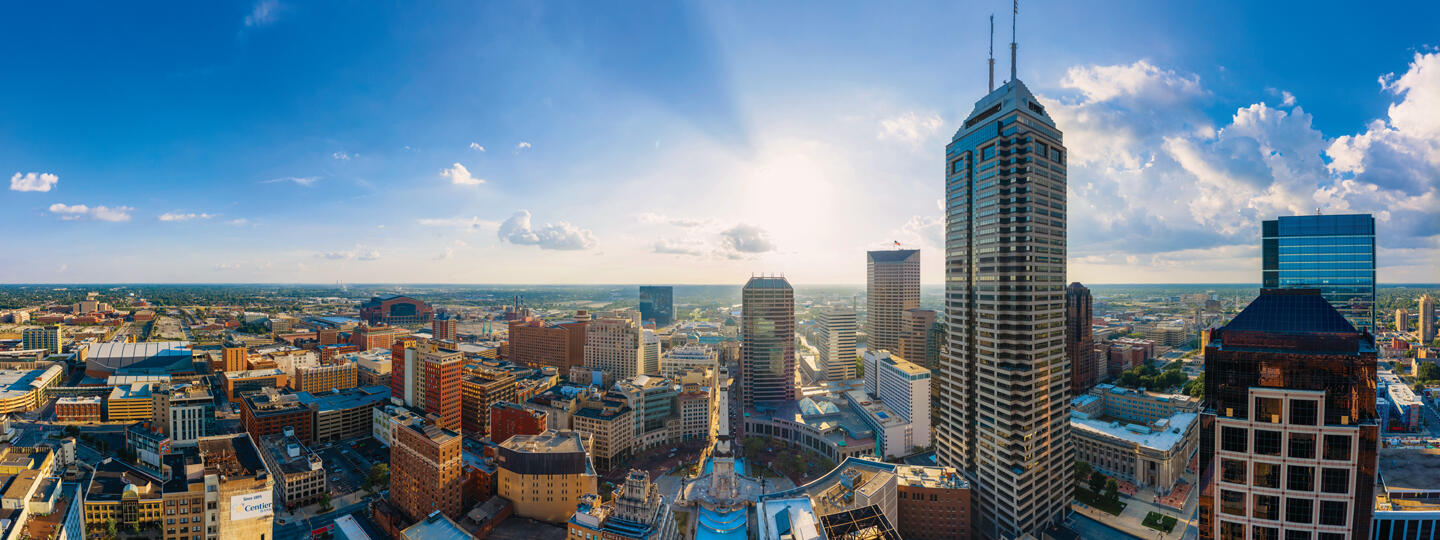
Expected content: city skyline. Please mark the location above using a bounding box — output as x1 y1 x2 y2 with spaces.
1 1 1437 285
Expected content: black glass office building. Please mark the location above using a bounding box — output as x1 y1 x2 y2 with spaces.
1261 214 1376 332
638 285 674 327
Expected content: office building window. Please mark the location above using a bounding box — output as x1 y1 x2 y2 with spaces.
1253 494 1280 520
1322 435 1350 461
1220 521 1245 540
1220 490 1246 516
1221 427 1247 453
1255 429 1282 456
1287 465 1314 491
1253 462 1280 488
1284 498 1312 524
1284 531 1311 540
1289 399 1318 426
1221 459 1246 484
1288 433 1315 459
1320 468 1349 494
1252 526 1279 540
1317 500 1346 526
1256 397 1283 423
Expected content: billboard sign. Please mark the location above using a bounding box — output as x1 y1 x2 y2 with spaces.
230 490 274 520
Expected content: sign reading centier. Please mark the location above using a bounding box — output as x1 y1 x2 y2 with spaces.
230 490 274 520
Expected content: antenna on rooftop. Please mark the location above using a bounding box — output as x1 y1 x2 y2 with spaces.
1010 0 1018 82
988 14 995 92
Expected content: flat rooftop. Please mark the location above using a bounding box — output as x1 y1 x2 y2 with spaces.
1071 411 1196 452
0 367 61 400
501 430 586 454
259 434 322 476
198 434 268 478
1378 447 1440 495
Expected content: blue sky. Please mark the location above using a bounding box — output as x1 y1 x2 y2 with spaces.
2 0 1437 284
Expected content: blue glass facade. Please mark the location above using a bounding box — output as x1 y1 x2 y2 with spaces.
638 285 674 327
1261 214 1376 332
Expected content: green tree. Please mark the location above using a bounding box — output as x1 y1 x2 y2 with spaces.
318 492 333 512
1074 461 1092 487
1183 373 1206 399
1088 471 1105 493
104 519 117 539
1104 478 1120 504
365 463 389 492
1417 362 1440 382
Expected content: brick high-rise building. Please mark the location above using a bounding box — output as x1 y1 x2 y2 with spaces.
432 315 457 342
489 401 546 445
240 388 314 444
352 324 398 351
392 340 464 431
317 328 340 346
1066 282 1099 394
507 317 587 372
293 362 357 394
866 249 920 354
898 308 937 368
222 346 249 372
1198 289 1378 540
460 371 516 439
896 464 972 540
741 276 795 408
390 416 463 523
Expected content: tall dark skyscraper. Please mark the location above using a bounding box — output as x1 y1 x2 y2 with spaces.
638 285 674 327
937 28 1073 538
740 276 795 409
1198 289 1377 540
1262 214 1376 332
1066 282 1098 395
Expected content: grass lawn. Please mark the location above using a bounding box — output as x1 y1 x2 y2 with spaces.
1075 487 1127 516
1142 511 1178 533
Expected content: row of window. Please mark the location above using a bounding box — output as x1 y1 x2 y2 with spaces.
1219 459 1351 493
1219 427 1351 461
1219 491 1349 525
1218 521 1348 540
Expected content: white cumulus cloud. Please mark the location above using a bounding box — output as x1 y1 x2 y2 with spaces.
441 163 484 185
498 210 596 250
469 143 485 152
9 172 58 192
48 203 133 222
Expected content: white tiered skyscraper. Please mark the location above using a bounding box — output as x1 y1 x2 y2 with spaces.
936 19 1073 538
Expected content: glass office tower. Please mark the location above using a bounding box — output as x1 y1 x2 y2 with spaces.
938 78 1072 539
638 285 674 327
1261 214 1376 332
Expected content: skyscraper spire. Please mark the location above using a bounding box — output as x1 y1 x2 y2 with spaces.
988 14 995 92
1010 0 1018 82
